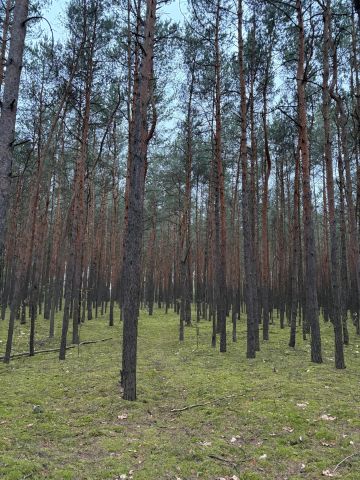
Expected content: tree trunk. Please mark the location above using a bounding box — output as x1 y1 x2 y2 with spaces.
0 0 29 253
322 0 345 368
238 0 255 358
214 0 227 353
296 0 322 364
121 0 157 401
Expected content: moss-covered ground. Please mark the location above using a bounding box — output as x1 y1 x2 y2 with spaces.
1 307 360 479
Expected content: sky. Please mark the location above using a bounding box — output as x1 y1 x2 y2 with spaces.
43 0 185 42
43 2 67 42
37 0 186 140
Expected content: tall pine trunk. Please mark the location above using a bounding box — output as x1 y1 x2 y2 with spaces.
121 0 157 401
0 0 29 253
296 0 322 363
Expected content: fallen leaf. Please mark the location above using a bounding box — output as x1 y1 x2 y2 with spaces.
282 426 294 433
322 469 335 477
117 414 128 420
320 414 336 421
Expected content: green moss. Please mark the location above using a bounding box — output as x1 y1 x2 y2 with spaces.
1 307 360 479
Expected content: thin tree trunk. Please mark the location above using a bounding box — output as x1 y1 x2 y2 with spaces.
214 0 227 353
296 0 322 364
238 0 255 358
322 0 345 368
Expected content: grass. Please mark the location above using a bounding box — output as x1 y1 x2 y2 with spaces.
1 306 360 479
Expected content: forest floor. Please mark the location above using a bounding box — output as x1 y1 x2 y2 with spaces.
0 308 360 480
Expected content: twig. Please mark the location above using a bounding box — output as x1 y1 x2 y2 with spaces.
0 338 113 361
170 394 236 412
21 474 33 480
333 452 360 473
208 454 237 468
170 401 212 412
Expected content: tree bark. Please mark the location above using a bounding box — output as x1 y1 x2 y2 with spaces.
296 0 322 364
214 0 227 353
238 0 256 358
0 0 29 254
121 0 157 401
322 0 345 368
